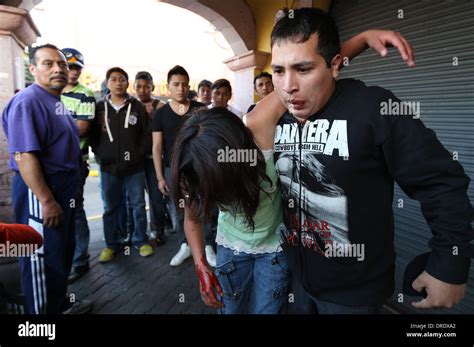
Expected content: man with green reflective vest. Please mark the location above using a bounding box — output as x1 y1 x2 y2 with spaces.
61 48 96 283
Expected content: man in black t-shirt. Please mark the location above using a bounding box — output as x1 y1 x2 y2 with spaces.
134 71 168 246
152 65 216 267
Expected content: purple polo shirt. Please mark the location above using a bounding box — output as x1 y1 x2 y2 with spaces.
2 84 81 174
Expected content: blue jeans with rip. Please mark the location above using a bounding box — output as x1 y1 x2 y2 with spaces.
215 245 289 314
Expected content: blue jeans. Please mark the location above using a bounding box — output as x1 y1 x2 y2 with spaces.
101 170 148 250
164 167 214 246
215 245 289 314
120 187 129 236
100 170 128 235
164 167 184 240
72 160 90 267
145 158 166 231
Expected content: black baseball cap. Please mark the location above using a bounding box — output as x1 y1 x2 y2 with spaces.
62 48 84 68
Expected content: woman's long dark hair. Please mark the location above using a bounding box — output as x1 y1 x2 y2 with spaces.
171 107 272 230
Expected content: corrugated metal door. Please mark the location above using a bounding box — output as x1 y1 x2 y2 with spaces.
331 0 474 313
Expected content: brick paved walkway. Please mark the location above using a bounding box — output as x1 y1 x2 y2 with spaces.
68 219 215 314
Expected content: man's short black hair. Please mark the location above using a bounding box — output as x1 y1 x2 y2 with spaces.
211 79 232 94
29 44 65 65
188 90 198 99
271 8 340 67
167 65 189 84
198 79 212 90
253 72 272 87
135 71 153 83
106 67 129 81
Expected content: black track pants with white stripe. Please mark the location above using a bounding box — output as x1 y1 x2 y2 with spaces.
13 171 77 314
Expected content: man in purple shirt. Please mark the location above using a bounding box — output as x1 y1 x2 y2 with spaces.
2 44 91 314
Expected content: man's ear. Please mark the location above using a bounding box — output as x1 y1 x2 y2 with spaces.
152 84 155 92
29 64 36 77
331 54 342 78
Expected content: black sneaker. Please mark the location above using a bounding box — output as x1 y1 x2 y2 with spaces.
155 230 168 246
119 233 131 247
67 263 90 284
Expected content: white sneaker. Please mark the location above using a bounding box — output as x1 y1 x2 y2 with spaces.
205 245 217 267
170 243 192 266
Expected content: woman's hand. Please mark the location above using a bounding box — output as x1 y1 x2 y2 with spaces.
340 29 415 68
363 29 415 67
195 259 224 308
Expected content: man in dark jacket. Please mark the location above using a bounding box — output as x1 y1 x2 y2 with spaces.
268 8 472 313
91 67 153 262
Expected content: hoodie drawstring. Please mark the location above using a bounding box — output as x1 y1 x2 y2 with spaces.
104 101 114 142
104 101 132 142
124 103 132 129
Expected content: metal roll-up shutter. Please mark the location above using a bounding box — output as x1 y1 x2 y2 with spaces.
331 0 474 313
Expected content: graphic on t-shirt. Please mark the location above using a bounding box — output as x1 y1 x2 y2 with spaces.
275 118 350 257
274 119 349 157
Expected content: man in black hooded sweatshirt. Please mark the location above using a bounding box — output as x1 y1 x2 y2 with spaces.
267 8 473 314
91 67 154 263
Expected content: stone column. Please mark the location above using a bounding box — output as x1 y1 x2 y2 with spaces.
223 50 270 114
0 5 40 222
